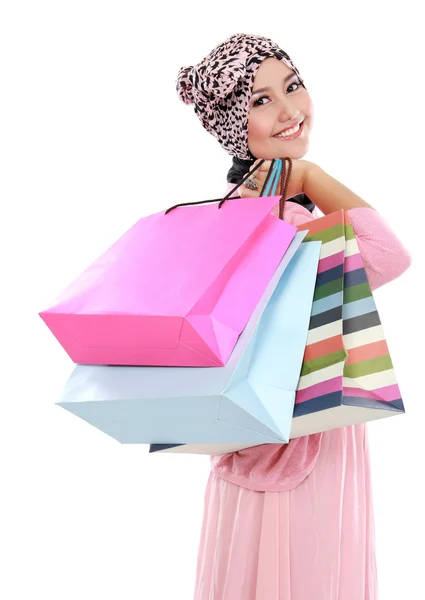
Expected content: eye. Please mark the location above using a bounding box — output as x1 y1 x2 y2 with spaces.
252 95 271 107
287 80 303 93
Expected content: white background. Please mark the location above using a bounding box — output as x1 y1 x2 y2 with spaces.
1 1 424 598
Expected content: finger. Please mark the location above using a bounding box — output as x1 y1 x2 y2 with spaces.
242 172 261 189
252 159 273 174
238 183 260 198
243 172 262 191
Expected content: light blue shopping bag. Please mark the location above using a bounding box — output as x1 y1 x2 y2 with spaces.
58 233 321 455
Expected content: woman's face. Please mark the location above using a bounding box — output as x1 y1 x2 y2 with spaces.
247 58 314 160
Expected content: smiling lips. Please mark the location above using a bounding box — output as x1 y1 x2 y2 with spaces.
273 120 304 140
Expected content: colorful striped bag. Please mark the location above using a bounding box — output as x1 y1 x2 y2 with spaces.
291 209 404 439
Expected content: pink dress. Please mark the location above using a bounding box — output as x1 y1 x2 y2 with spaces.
193 201 411 600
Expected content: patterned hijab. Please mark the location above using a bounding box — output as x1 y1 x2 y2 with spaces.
176 33 305 160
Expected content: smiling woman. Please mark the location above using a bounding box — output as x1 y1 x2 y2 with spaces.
176 32 411 600
248 59 313 159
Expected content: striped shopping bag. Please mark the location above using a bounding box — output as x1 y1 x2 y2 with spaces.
290 210 404 438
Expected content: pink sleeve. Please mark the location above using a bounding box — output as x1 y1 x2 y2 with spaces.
347 208 412 290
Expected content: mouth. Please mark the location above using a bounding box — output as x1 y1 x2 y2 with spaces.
273 120 305 141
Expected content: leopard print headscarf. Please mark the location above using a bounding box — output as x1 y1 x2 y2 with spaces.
176 33 305 160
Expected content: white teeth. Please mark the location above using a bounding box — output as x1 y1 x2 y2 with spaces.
274 122 301 138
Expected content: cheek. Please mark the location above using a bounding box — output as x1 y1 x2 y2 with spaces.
248 111 274 144
303 94 314 124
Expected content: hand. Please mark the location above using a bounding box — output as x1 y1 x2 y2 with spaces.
239 158 313 200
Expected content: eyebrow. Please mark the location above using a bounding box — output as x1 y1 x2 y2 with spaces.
252 72 298 95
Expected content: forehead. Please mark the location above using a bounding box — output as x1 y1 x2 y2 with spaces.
253 58 295 89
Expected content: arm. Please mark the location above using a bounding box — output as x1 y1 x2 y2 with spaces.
303 163 374 213
238 160 412 288
238 159 373 212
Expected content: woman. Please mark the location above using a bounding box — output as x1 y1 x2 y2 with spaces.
177 33 411 599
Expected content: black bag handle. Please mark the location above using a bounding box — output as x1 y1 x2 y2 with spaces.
164 160 268 215
164 158 292 220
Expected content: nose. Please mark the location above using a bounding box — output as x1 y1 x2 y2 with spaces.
277 98 300 123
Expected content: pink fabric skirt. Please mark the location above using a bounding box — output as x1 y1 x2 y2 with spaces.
193 424 378 599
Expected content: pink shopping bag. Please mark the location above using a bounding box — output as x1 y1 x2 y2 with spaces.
39 195 296 366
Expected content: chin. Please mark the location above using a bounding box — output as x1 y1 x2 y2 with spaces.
278 137 310 160
293 146 309 159
250 139 310 161
273 144 309 161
